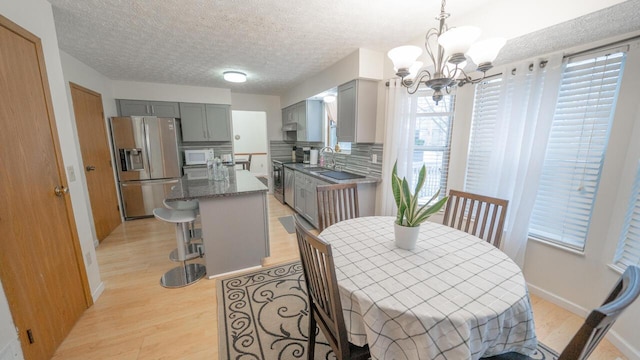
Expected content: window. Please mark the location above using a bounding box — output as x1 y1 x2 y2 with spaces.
465 77 502 194
613 161 640 269
529 50 626 250
411 92 455 203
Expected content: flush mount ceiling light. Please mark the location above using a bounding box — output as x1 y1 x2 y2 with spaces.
387 0 505 104
323 95 336 103
223 71 247 83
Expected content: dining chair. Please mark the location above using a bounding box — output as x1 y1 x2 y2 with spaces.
316 183 359 231
442 189 509 248
294 215 370 360
245 154 252 171
481 265 640 360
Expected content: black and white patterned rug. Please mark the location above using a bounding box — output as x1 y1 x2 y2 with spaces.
217 261 559 360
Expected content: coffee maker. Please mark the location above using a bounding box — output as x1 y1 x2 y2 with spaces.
302 147 311 164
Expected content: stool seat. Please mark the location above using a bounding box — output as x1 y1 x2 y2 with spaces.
163 198 199 211
152 207 205 288
153 207 196 223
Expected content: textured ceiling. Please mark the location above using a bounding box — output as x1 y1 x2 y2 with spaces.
49 0 639 96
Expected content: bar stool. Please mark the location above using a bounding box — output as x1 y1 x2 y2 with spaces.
163 199 203 262
153 207 206 288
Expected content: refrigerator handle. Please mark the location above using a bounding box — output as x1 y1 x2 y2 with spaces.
143 119 153 175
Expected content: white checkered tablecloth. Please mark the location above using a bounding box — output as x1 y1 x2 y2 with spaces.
319 216 537 360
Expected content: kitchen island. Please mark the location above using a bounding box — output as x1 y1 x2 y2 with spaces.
165 169 269 278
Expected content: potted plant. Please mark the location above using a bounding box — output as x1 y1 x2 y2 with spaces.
392 161 448 250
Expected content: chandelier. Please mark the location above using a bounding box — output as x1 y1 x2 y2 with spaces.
387 0 505 104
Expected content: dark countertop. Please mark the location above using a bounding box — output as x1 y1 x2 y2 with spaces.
166 169 268 201
283 163 381 184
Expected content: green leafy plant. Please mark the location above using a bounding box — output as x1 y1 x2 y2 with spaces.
392 161 449 227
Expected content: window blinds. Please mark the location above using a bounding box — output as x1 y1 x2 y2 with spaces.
465 78 502 194
529 51 626 250
614 162 640 269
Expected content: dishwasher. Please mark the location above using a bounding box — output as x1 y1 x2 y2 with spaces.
284 166 295 207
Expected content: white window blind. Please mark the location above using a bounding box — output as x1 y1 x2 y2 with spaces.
411 91 455 202
465 77 502 194
529 51 626 250
613 161 640 269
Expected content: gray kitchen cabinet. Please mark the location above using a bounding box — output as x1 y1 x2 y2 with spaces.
297 100 323 142
280 100 322 142
293 170 329 228
336 79 378 143
179 102 231 142
117 99 180 118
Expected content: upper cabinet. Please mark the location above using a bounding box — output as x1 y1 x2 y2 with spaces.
281 100 323 142
180 103 231 142
117 99 180 118
337 79 377 143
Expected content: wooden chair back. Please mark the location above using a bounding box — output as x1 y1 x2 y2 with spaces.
558 265 640 360
316 183 359 231
294 215 356 360
443 189 509 248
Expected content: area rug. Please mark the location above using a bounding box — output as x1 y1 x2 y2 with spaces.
277 215 295 234
217 261 559 360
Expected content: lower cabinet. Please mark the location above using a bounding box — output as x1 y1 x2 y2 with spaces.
293 171 329 228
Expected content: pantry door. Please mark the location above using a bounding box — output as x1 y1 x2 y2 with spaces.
0 15 91 360
70 82 121 241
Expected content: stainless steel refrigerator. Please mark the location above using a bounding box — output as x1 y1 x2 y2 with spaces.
110 116 181 219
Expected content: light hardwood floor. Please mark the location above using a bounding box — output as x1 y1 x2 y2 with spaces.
52 195 625 359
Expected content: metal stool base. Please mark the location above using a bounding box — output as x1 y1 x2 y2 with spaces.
169 243 204 262
160 263 206 288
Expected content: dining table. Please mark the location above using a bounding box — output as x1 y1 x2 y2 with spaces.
318 216 538 360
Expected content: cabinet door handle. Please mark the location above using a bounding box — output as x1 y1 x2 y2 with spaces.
150 105 154 114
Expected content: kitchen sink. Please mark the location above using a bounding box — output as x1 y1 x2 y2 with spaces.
319 171 365 180
305 167 330 172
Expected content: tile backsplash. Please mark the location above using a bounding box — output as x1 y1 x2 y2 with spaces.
269 140 383 179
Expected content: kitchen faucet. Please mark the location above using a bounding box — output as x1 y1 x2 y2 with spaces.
319 146 336 169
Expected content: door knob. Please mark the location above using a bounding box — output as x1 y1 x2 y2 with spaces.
54 185 69 197
86 165 96 171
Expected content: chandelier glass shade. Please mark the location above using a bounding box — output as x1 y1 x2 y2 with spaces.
387 0 505 104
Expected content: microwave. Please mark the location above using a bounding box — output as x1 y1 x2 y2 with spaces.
184 149 214 165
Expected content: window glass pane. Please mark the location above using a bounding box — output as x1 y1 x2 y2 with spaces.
410 92 454 203
465 78 502 194
529 52 626 250
613 161 640 269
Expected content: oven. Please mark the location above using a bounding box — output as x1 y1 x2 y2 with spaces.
272 160 284 203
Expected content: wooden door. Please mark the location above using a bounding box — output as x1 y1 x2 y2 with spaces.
0 15 92 360
70 83 121 241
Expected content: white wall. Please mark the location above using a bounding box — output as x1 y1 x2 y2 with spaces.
111 80 231 105
232 111 268 176
0 0 98 358
280 48 384 108
230 93 282 141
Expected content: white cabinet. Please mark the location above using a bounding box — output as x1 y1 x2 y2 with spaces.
337 79 378 143
180 103 231 142
293 171 329 228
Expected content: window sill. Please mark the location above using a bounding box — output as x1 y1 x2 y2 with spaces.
607 263 625 275
528 236 586 256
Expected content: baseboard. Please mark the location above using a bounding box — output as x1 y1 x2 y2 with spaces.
528 283 640 360
91 281 105 303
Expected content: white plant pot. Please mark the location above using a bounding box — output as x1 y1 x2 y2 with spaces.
394 223 420 250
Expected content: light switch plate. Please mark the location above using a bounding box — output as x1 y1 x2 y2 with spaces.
371 154 377 163
67 166 76 182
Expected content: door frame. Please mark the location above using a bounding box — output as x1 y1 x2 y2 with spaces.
0 15 93 307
